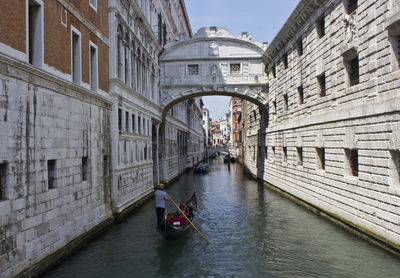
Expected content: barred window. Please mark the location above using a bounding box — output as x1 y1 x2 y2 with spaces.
230 63 241 74
188 64 199 75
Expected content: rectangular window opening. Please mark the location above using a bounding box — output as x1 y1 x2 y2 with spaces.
125 111 129 132
118 108 122 131
316 15 325 38
265 146 268 160
317 73 326 97
48 160 57 189
82 157 88 181
103 155 109 177
297 147 303 166
345 56 359 87
284 94 288 111
188 64 199 75
316 147 325 170
132 114 135 133
0 162 8 201
345 149 358 176
347 0 357 14
298 85 304 104
230 63 241 74
28 0 43 67
297 38 303 56
90 44 98 91
283 147 287 163
71 29 82 84
283 53 288 69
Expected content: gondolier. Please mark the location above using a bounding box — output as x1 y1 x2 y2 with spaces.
155 184 169 226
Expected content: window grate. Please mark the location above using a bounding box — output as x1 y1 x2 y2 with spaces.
230 63 241 74
188 64 199 75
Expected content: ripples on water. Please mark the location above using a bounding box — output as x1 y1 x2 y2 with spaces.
44 158 400 278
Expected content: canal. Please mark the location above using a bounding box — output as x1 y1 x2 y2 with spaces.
44 157 400 278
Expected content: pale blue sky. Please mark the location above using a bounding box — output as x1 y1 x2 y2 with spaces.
185 0 300 120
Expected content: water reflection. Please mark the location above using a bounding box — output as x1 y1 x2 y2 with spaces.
44 158 400 278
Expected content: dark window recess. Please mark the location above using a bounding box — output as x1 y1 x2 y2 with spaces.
138 116 141 134
283 147 287 163
162 23 167 46
272 65 276 78
284 94 288 110
144 145 147 160
396 36 400 68
317 148 325 170
317 73 326 97
298 85 304 104
283 53 288 69
118 109 122 131
297 38 303 56
82 157 88 181
297 147 303 166
125 111 129 131
132 114 135 132
316 15 325 38
103 155 109 177
272 146 276 158
347 0 358 14
158 13 162 44
265 146 268 159
346 149 358 176
348 56 359 86
48 160 56 189
273 100 277 113
0 162 8 200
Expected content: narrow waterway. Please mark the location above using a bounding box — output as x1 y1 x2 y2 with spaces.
44 157 400 278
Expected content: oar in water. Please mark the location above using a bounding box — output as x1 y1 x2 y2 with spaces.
166 192 210 245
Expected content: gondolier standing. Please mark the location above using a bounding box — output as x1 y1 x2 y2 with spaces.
155 184 169 226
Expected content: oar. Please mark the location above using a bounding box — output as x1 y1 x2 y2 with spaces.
166 192 210 245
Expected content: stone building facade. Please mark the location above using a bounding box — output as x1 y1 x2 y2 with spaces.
244 0 400 252
0 1 112 277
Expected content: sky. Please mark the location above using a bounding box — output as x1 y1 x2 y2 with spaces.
185 0 300 121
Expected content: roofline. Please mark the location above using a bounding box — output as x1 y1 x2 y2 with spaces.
179 0 193 38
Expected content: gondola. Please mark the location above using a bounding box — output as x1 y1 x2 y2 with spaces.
157 192 197 239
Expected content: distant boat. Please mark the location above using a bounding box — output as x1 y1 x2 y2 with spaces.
157 193 197 239
194 163 208 174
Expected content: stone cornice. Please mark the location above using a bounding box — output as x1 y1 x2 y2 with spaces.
0 53 112 109
263 0 328 64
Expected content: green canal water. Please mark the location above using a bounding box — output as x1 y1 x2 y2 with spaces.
44 158 400 277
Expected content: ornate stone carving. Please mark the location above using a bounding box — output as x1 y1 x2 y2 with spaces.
209 42 219 56
344 14 356 43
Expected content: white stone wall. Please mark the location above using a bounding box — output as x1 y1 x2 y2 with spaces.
246 0 400 248
0 56 112 277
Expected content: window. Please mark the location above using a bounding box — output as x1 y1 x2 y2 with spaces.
230 63 241 74
345 56 359 87
298 85 304 104
124 35 129 84
131 46 136 88
158 13 162 44
273 100 277 113
28 0 44 67
144 144 147 160
297 38 303 56
89 43 98 91
272 65 276 78
103 155 109 176
283 147 287 163
390 150 400 186
71 27 82 84
0 162 8 201
125 111 129 132
346 0 357 14
297 147 303 166
138 116 141 134
82 157 88 181
253 146 256 161
283 94 288 111
316 15 325 38
117 26 123 79
89 0 97 12
48 160 57 189
118 109 122 131
316 148 325 170
345 149 358 176
272 146 276 161
283 53 288 69
188 64 199 75
265 146 268 160
317 73 326 97
132 114 135 133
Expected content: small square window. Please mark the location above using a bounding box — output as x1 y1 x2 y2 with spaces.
316 15 325 38
316 148 325 170
188 64 199 75
230 63 241 74
297 147 303 166
317 73 326 97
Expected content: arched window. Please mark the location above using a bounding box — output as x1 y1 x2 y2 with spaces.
131 41 136 89
124 33 129 84
117 25 123 79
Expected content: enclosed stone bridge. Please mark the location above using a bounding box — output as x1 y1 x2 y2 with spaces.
159 27 269 116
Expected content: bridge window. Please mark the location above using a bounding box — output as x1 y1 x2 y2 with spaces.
317 73 326 97
0 162 8 201
297 147 303 166
316 147 325 170
316 14 325 39
298 85 304 104
230 63 241 74
188 64 199 75
346 0 357 14
345 149 358 176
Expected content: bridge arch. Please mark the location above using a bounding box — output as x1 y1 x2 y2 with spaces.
160 26 269 118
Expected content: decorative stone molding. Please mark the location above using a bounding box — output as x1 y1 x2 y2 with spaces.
344 14 357 43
